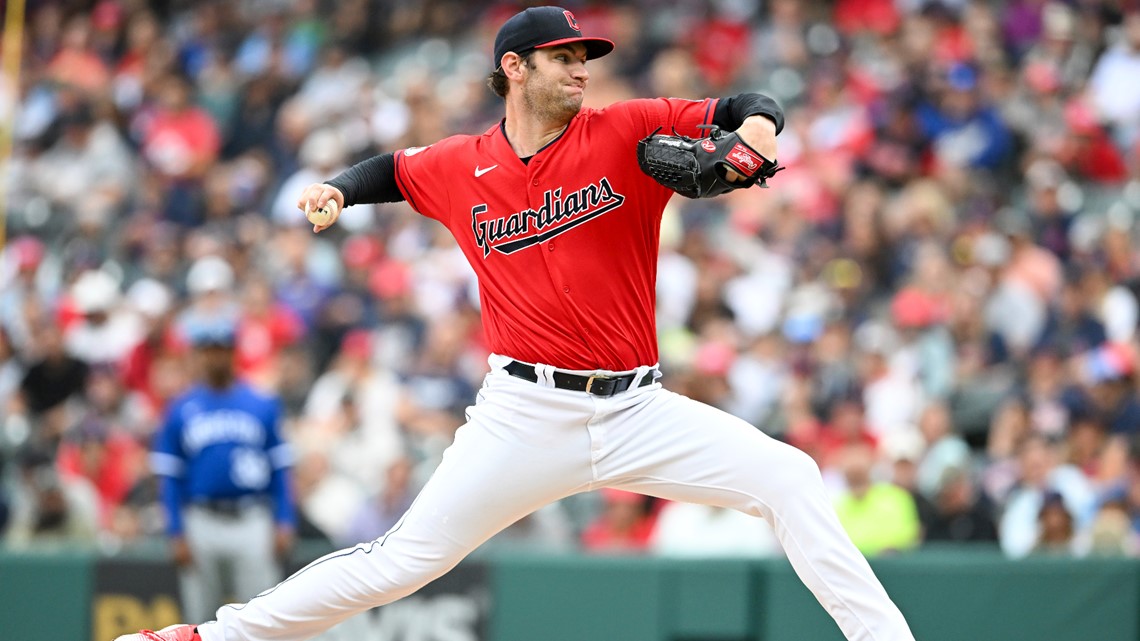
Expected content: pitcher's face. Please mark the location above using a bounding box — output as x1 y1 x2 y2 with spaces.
522 43 589 124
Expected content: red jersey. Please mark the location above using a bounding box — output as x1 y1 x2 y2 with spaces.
394 98 718 371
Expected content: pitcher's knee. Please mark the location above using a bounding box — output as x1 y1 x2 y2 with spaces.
769 442 826 497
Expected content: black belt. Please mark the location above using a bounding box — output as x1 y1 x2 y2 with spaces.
504 360 656 397
193 497 266 518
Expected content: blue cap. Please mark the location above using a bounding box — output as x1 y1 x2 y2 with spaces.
186 317 237 348
782 314 824 344
947 63 977 91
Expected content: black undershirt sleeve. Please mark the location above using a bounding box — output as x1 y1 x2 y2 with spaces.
324 152 405 207
712 93 785 135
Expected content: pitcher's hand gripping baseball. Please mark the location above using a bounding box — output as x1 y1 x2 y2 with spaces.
637 125 783 199
297 184 345 233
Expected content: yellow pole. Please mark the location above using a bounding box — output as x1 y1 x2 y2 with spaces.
0 0 27 251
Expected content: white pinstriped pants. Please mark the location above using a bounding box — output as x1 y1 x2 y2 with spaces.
199 355 914 641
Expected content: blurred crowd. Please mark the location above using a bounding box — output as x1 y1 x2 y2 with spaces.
2 0 1140 562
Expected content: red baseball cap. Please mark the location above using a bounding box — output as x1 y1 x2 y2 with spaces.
493 6 614 69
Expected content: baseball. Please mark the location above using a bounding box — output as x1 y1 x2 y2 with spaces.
306 200 339 227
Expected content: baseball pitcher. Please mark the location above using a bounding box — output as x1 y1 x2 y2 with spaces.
119 7 915 641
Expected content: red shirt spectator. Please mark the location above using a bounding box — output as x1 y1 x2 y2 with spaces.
581 489 657 553
56 421 144 528
140 75 221 180
1058 102 1129 183
690 17 751 91
818 399 880 471
47 16 110 95
237 280 305 386
120 328 185 408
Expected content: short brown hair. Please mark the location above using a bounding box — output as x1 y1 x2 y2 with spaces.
487 50 535 98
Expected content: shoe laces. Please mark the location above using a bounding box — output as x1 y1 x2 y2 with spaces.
139 632 165 641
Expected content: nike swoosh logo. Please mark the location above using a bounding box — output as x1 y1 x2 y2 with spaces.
475 165 498 177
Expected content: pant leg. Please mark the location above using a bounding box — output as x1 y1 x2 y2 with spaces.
199 372 595 641
182 508 228 625
179 566 216 626
226 506 282 606
596 387 915 641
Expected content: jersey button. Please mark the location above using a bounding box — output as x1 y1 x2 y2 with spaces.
532 179 539 185
548 242 555 251
562 286 570 293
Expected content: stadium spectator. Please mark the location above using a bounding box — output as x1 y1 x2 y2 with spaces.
999 434 1096 557
1087 10 1140 150
26 100 135 230
0 236 50 354
5 448 100 548
299 329 404 492
235 276 305 390
915 402 971 500
650 501 782 557
916 62 1014 172
581 488 657 554
1031 490 1078 555
339 456 417 547
64 269 143 366
15 323 89 451
56 415 144 529
137 73 222 226
119 278 181 419
0 328 25 433
920 466 999 544
834 442 922 556
1081 497 1138 556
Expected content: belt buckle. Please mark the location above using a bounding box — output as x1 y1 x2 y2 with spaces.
585 374 611 395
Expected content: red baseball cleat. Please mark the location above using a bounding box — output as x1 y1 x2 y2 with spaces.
113 624 201 641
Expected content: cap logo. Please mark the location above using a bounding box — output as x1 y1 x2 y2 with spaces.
564 10 580 31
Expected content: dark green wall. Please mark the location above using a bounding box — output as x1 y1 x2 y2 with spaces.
2 548 1138 641
491 552 1140 641
0 549 93 641
759 552 1140 641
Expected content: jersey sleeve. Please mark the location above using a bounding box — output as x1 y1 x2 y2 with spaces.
151 401 188 536
151 402 186 478
611 97 719 140
262 397 297 527
392 140 457 222
263 397 293 472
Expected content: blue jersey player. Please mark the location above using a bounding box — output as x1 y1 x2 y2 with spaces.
150 316 296 624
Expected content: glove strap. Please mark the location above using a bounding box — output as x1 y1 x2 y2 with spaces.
719 132 782 188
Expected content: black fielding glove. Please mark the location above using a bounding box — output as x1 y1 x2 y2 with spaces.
637 125 784 199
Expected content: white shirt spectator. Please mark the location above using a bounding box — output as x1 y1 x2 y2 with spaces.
999 465 1096 558
656 249 698 332
723 248 794 338
65 270 144 365
304 368 404 492
29 120 135 224
863 372 924 443
1089 31 1140 140
651 502 781 557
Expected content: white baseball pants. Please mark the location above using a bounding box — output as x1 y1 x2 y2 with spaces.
199 355 914 641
